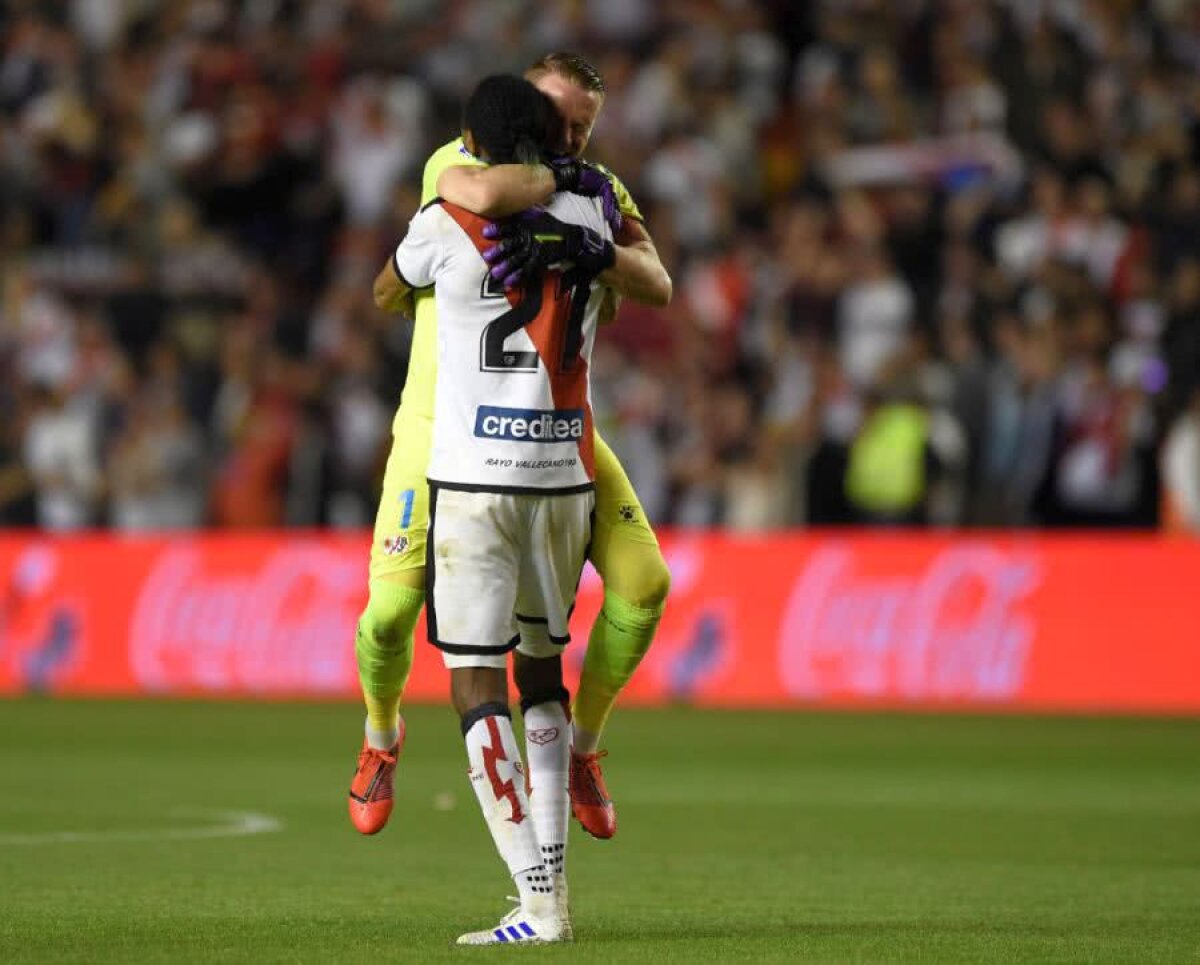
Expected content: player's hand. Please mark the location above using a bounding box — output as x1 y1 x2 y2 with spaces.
482 209 616 290
547 157 624 236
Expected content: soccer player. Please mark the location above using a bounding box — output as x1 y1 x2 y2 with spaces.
382 74 614 943
350 53 672 841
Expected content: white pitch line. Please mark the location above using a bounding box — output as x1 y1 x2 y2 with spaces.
0 809 284 845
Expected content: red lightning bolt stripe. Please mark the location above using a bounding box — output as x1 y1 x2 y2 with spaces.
482 716 525 824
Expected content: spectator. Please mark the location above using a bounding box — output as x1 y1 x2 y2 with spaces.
1047 351 1155 527
0 392 36 526
844 390 931 525
108 393 205 530
837 244 914 391
1162 388 1200 533
22 381 101 531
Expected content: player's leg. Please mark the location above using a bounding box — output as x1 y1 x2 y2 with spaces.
348 414 432 834
355 570 422 746
513 651 571 933
569 435 670 837
513 652 569 869
453 671 562 945
512 490 594 929
428 488 564 945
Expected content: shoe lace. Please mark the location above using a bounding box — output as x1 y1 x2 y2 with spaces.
353 747 398 802
358 746 397 769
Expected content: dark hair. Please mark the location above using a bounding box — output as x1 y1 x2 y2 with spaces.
463 74 555 165
525 51 606 95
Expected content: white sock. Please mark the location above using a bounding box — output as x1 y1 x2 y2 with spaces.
463 711 552 916
571 724 601 756
522 701 570 892
365 718 399 751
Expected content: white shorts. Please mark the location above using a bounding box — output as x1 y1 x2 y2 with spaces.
426 485 594 669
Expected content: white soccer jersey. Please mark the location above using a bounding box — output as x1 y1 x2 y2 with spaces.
393 193 611 494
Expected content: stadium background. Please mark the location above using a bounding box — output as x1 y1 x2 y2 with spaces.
1 2 1199 962
5 0 1200 536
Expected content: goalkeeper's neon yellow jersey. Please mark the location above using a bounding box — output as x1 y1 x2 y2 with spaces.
396 138 642 423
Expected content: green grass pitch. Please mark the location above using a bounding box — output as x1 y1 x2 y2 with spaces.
0 700 1197 963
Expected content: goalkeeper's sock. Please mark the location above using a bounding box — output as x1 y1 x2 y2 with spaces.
462 704 553 916
365 719 399 751
572 592 664 754
520 693 570 900
354 580 423 740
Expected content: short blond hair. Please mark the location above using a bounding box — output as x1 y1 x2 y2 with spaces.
525 52 606 95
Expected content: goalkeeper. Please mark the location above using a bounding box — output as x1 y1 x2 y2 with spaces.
349 52 673 843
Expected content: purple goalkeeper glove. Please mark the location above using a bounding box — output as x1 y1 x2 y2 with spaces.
482 209 616 289
548 157 624 236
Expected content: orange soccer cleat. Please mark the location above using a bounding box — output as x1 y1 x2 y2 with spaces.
348 719 406 835
569 748 616 840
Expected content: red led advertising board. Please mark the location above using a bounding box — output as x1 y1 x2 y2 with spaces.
0 532 1196 712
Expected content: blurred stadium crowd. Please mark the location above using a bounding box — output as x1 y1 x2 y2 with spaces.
2 0 1200 533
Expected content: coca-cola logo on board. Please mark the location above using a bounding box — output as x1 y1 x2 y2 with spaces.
778 543 1040 701
130 546 363 693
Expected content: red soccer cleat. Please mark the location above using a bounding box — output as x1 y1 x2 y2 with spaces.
348 719 406 835
569 748 616 840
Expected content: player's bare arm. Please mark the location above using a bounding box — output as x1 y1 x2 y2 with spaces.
372 260 412 314
600 217 672 307
598 288 620 326
437 162 557 218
